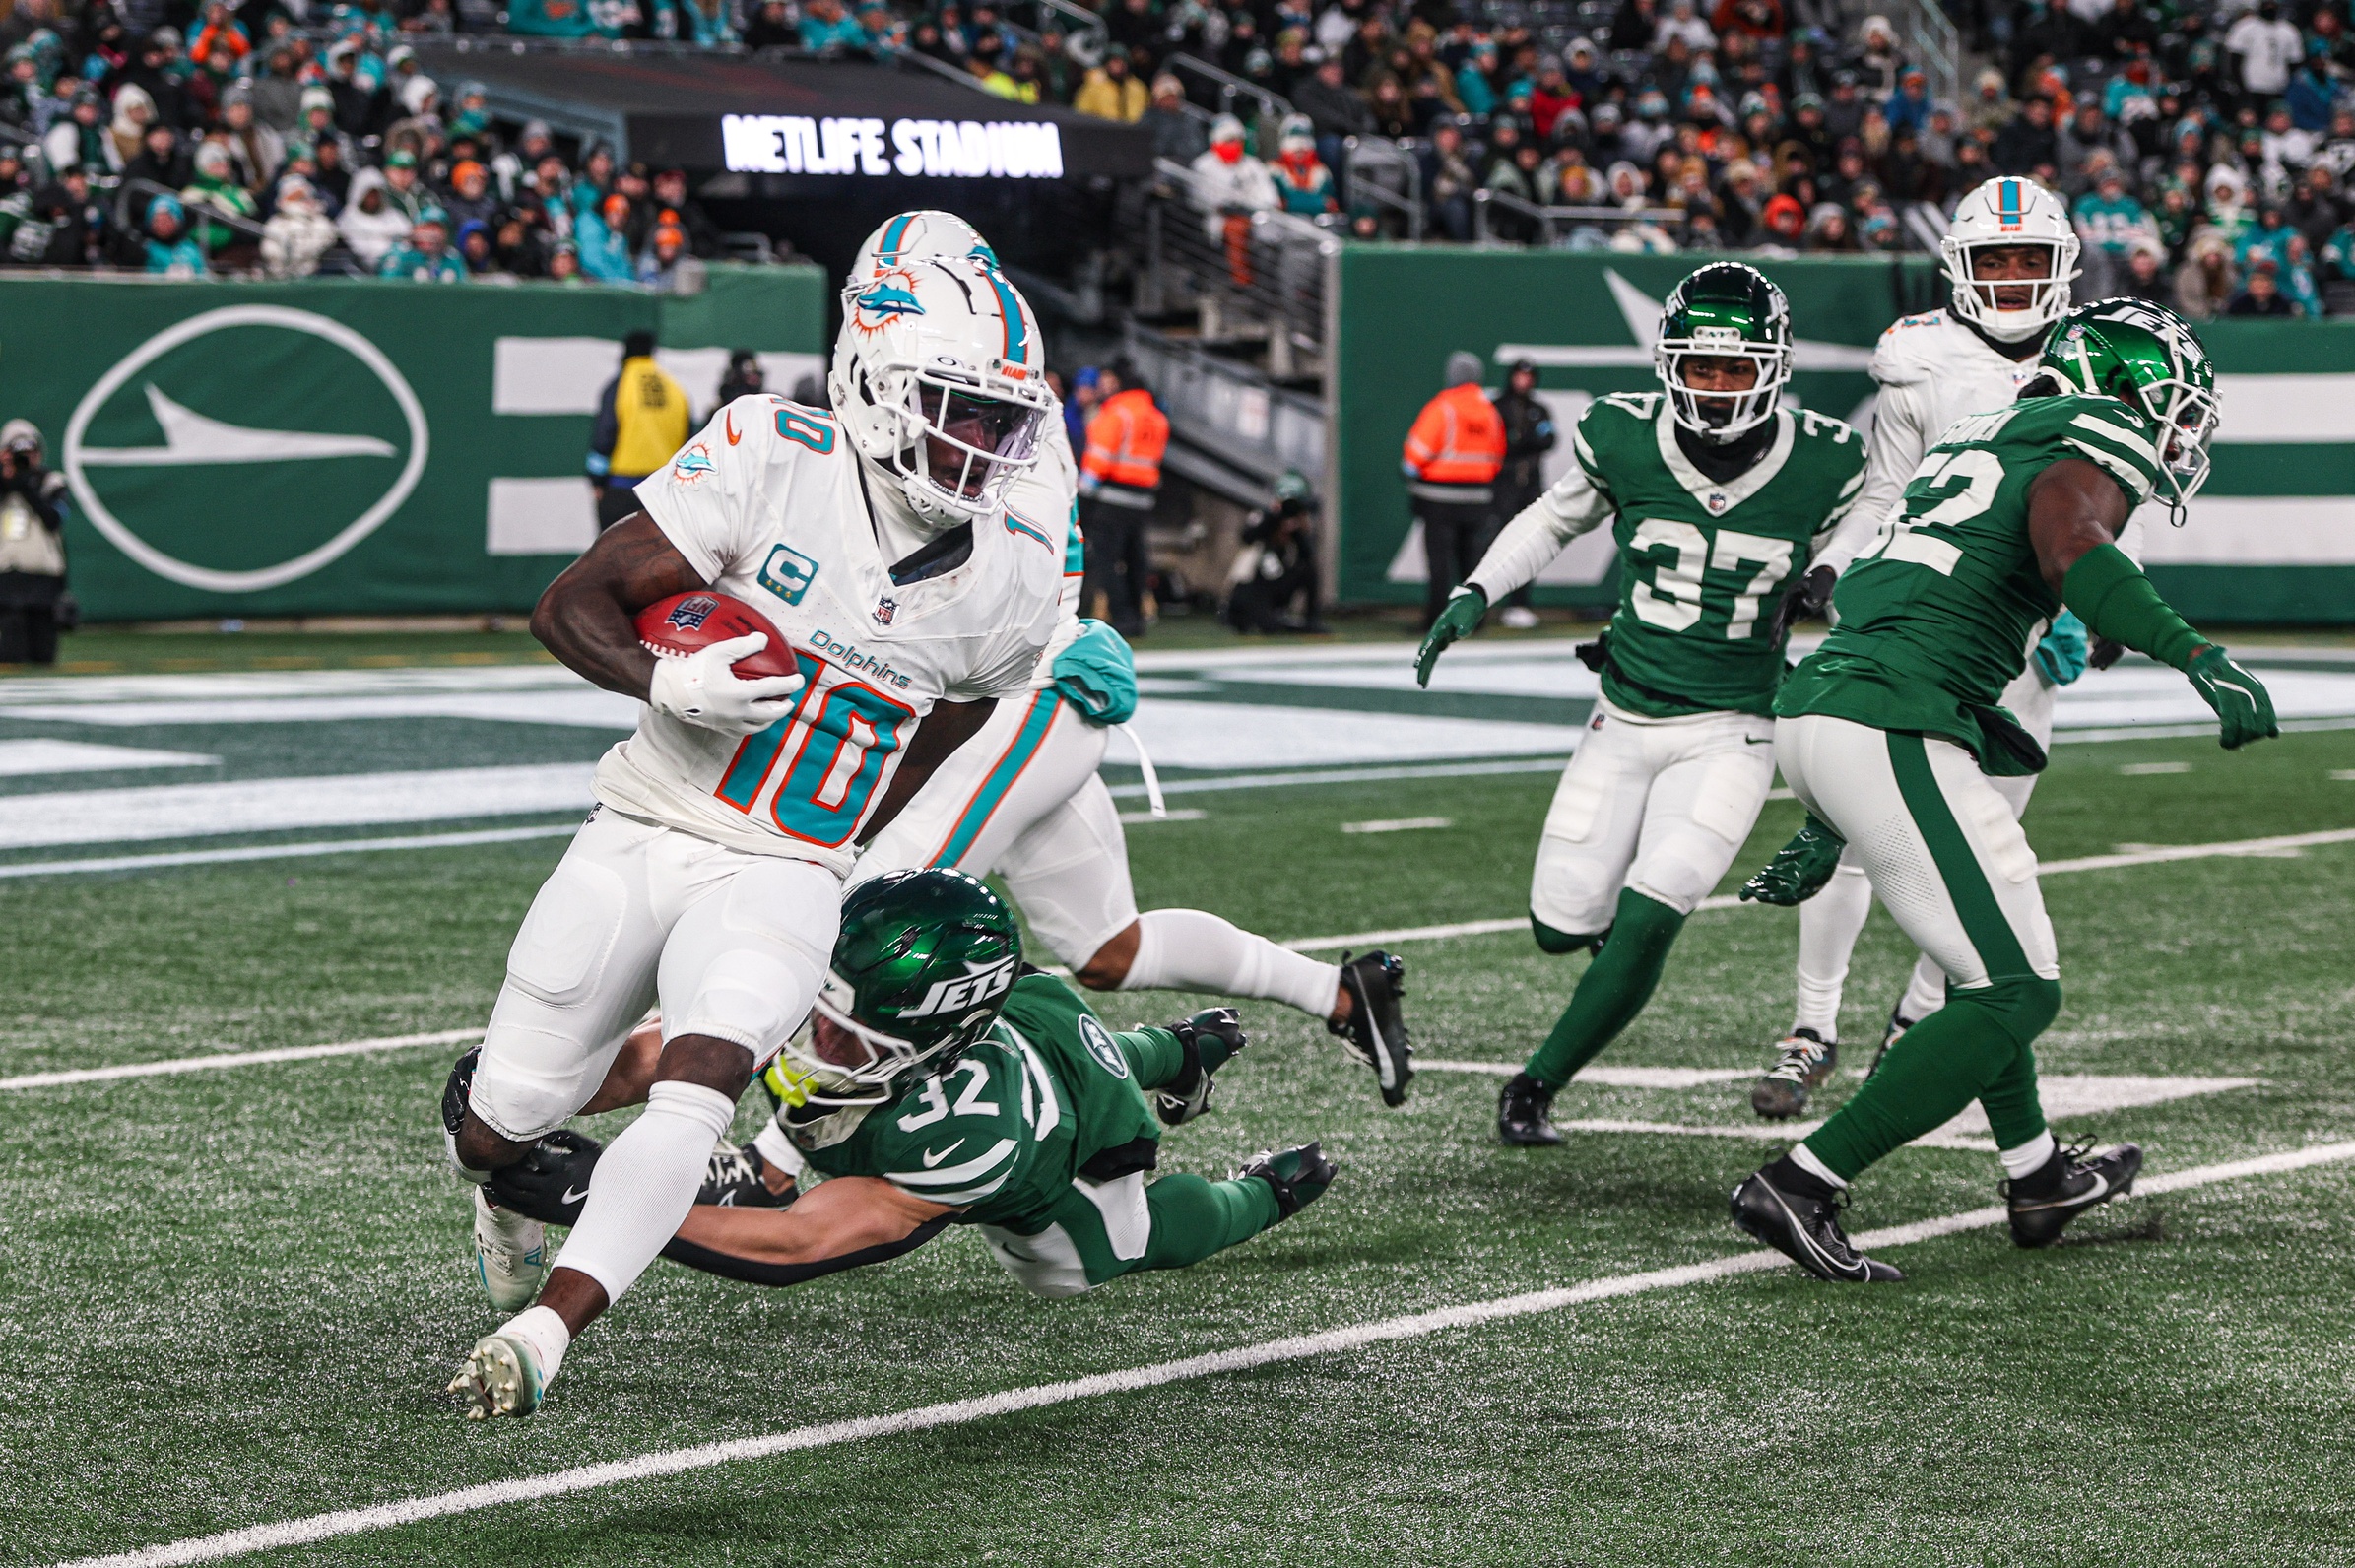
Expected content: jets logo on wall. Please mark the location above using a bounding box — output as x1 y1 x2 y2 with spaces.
62 304 428 594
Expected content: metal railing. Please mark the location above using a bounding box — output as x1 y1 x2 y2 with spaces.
1120 320 1327 499
1882 0 1960 118
118 177 268 247
1341 135 1423 241
1470 188 1690 247
1140 157 1339 379
1166 54 1297 130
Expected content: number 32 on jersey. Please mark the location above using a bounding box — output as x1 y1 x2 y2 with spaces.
714 652 916 847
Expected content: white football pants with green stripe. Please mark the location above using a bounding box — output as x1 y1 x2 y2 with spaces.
1775 712 2059 1179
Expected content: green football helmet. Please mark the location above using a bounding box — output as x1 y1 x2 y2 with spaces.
1655 260 1794 441
767 869 1022 1108
2036 297 2220 521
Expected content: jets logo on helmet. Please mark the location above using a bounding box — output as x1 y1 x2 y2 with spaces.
1654 260 1793 442
2036 296 2219 524
827 254 1052 527
767 869 1023 1108
1942 177 2081 343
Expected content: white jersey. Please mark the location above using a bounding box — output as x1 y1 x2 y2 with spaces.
1020 414 1088 688
598 395 1065 871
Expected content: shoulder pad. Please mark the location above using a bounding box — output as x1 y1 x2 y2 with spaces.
1791 406 1864 450
1869 313 1953 387
1590 390 1665 423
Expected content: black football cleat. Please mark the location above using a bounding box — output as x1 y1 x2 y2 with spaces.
1239 1142 1338 1218
1497 1071 1564 1145
2002 1140 2143 1248
1331 950 1412 1107
700 1142 795 1209
488 1130 604 1226
1155 1008 1246 1127
1866 1007 1916 1080
1731 1170 1904 1282
1751 1028 1838 1120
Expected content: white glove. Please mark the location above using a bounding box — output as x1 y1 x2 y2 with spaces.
646 632 804 737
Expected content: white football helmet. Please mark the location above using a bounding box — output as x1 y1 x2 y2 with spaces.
843 210 1000 311
828 254 1052 528
1941 176 2081 343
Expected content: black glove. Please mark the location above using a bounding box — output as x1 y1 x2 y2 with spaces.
2088 635 2126 672
1573 629 1611 672
1766 564 1837 646
488 1130 605 1225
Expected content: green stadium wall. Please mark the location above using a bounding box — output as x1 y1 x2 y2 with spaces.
0 265 828 622
1332 247 2355 625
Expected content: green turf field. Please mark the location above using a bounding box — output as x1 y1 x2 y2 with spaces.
4 672 2353 1567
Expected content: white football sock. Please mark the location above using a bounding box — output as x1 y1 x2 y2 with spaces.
1792 859 1873 1039
1120 908 1341 1019
2000 1129 2058 1181
1788 1142 1849 1190
752 1118 807 1180
550 1079 736 1305
1897 951 1948 1026
497 1304 571 1383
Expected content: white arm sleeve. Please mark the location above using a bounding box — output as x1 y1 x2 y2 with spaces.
1463 457 1613 602
1814 379 1928 576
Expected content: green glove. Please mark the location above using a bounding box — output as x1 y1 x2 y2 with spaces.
1738 814 1847 906
1414 585 1487 688
2185 644 2279 750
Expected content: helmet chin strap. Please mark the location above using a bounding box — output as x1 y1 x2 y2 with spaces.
858 446 954 562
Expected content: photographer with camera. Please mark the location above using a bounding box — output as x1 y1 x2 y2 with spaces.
0 421 72 666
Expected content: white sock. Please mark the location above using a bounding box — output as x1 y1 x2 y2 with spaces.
497 1304 571 1383
2000 1129 2058 1181
752 1118 807 1180
1788 1142 1849 1190
1897 951 1948 1025
550 1079 736 1305
1792 860 1873 1040
1120 908 1341 1019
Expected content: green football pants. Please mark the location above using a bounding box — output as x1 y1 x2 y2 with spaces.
977 1172 1280 1298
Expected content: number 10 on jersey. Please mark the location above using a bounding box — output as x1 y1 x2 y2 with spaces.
714 650 916 846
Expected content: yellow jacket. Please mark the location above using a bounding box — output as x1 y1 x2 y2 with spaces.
590 355 693 482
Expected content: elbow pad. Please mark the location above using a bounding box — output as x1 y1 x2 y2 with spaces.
2060 545 2204 672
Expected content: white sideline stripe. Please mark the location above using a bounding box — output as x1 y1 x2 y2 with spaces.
0 1029 483 1092
1417 1062 1753 1089
1550 1116 1995 1152
0 823 578 881
60 1141 2355 1568
1275 828 2355 952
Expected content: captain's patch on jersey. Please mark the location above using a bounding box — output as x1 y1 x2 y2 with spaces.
757 543 820 606
1079 1014 1130 1078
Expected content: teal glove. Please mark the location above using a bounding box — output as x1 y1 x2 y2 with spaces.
2033 611 2090 687
1414 584 1486 688
1052 618 1139 726
2184 644 2278 750
1738 814 1847 906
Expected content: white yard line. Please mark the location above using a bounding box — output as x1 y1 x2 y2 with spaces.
58 1141 2355 1568
0 824 578 882
0 1029 482 1092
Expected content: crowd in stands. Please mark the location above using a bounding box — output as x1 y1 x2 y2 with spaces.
0 0 742 281
7 0 2355 313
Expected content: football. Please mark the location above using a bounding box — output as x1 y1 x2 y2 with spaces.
633 591 802 681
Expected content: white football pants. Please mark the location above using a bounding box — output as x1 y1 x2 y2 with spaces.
851 688 1139 969
1531 700 1778 937
1791 664 2056 1038
469 807 838 1142
1777 712 2059 999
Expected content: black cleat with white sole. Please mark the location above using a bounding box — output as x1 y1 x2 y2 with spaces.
2002 1140 2142 1248
1751 1028 1838 1120
1497 1071 1564 1145
1731 1169 1904 1282
1238 1142 1338 1218
1331 950 1412 1107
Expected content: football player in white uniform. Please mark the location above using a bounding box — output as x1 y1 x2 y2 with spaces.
444 251 1067 1417
1751 175 2113 1118
819 214 1411 1112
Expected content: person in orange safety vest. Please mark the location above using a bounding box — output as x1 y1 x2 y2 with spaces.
1079 359 1170 636
1403 351 1506 628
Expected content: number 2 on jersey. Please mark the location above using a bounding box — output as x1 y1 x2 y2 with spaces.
1628 519 1795 639
715 650 916 846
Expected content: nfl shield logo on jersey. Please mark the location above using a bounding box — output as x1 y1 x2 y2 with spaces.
875 597 897 625
1706 490 1730 514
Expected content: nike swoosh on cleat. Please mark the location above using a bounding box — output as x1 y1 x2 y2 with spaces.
920 1140 966 1168
1767 1185 1867 1280
561 1184 591 1205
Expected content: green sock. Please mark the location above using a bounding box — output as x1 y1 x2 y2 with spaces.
1137 1173 1281 1273
1522 887 1685 1089
1803 977 2061 1181
1116 1026 1186 1088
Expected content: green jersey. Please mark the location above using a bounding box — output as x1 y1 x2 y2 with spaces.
1577 394 1867 718
1779 392 2164 764
789 974 1161 1228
